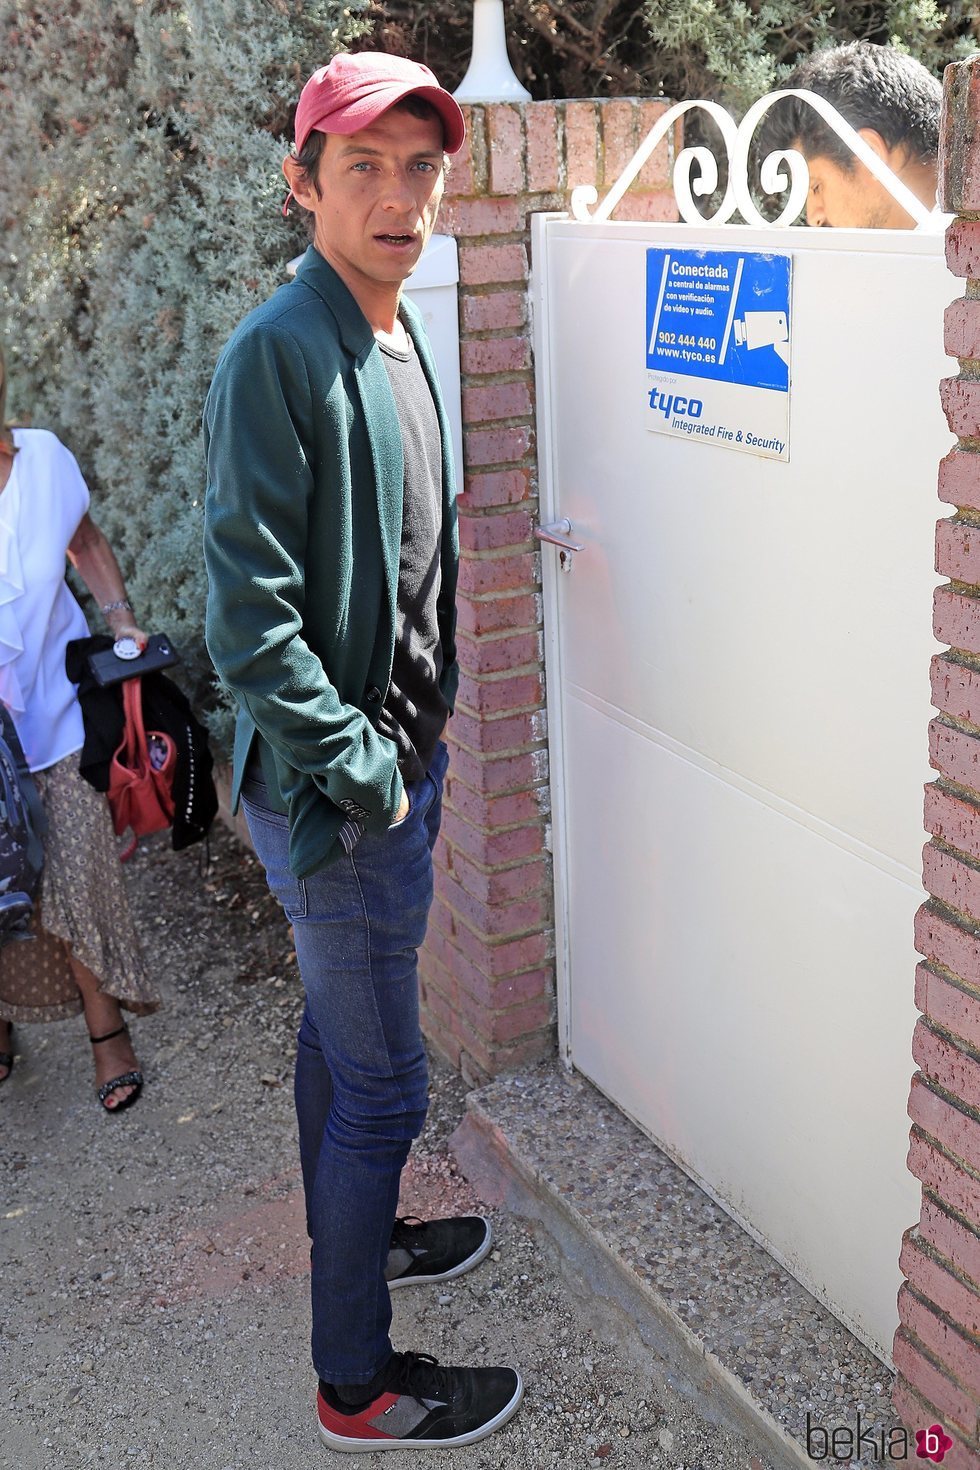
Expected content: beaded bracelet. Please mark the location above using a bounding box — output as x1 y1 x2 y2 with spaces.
101 598 133 616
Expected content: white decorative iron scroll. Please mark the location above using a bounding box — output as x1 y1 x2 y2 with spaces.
569 90 933 229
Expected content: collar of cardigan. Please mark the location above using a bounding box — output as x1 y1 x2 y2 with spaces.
293 246 423 360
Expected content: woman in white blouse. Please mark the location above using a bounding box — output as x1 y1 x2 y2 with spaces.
0 347 159 1110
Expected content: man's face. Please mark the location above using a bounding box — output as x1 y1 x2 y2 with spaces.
297 107 446 294
804 154 875 227
801 143 913 229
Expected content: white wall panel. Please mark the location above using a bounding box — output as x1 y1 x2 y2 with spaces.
535 218 952 1358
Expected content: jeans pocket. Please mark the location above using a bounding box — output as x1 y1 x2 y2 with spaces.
279 876 308 922
431 740 450 792
384 776 417 834
387 784 414 830
240 772 278 816
241 795 308 920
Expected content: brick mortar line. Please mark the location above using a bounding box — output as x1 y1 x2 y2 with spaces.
445 764 550 803
926 832 980 870
426 958 555 1005
929 772 980 811
464 413 534 427
456 622 541 644
919 942 980 987
453 700 545 723
903 1280 980 1338
918 954 980 1002
459 283 529 296
422 974 553 1021
436 866 552 901
896 1319 980 1401
433 895 554 951
906 1218 980 1296
455 658 542 680
457 543 538 562
455 231 536 247
933 708 980 740
424 944 552 988
426 981 555 1029
443 734 548 760
936 648 980 685
936 645 980 672
921 1186 980 1244
919 914 980 993
436 852 550 881
461 460 538 475
458 539 537 558
459 372 532 386
923 888 980 932
453 697 544 720
462 385 535 400
935 775 980 807
428 923 555 980
911 1123 980 1190
442 790 548 829
914 1069 980 1127
455 593 541 609
458 504 539 520
452 585 541 602
918 1006 980 1065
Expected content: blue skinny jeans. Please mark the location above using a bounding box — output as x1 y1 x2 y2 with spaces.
240 739 448 1385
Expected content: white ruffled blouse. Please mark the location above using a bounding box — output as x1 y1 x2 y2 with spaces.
0 428 91 771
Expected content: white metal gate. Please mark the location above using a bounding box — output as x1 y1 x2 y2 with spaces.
532 212 951 1360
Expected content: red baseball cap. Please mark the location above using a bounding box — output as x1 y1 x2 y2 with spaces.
294 52 466 156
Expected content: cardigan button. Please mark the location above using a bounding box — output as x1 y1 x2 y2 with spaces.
366 687 382 702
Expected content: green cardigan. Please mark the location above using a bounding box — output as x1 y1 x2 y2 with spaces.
203 247 459 877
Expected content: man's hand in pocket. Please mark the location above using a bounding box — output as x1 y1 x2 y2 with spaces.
393 789 410 823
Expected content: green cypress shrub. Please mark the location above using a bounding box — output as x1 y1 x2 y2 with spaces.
363 1 978 104
0 0 366 742
3 0 976 746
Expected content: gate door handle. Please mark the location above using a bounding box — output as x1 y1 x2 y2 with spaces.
535 518 584 553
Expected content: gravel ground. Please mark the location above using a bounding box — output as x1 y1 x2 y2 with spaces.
1 824 772 1470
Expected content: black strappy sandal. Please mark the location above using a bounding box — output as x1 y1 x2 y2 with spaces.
89 1024 143 1113
0 1023 13 1083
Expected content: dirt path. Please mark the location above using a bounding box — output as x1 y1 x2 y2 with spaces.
1 825 770 1470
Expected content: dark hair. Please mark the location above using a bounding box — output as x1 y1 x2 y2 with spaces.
755 42 941 172
292 94 446 200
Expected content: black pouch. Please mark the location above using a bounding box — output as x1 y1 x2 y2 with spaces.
87 633 180 688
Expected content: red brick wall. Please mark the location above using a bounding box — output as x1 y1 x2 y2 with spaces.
894 56 980 1467
421 100 677 1083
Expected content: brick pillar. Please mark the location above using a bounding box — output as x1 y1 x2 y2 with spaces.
893 57 980 1466
420 100 677 1084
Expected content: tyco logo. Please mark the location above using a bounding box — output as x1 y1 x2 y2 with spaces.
648 387 703 420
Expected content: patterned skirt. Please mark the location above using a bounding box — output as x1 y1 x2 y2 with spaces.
0 750 159 1022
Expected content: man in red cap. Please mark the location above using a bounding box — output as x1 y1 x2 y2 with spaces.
203 51 523 1453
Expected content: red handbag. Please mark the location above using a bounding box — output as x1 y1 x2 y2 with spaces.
107 678 176 858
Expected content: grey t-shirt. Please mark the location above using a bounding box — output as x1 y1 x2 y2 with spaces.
377 331 449 783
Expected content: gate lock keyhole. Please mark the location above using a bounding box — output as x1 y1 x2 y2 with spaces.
535 518 585 573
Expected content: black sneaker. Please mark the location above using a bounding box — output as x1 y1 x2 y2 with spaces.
386 1215 493 1290
317 1351 523 1451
